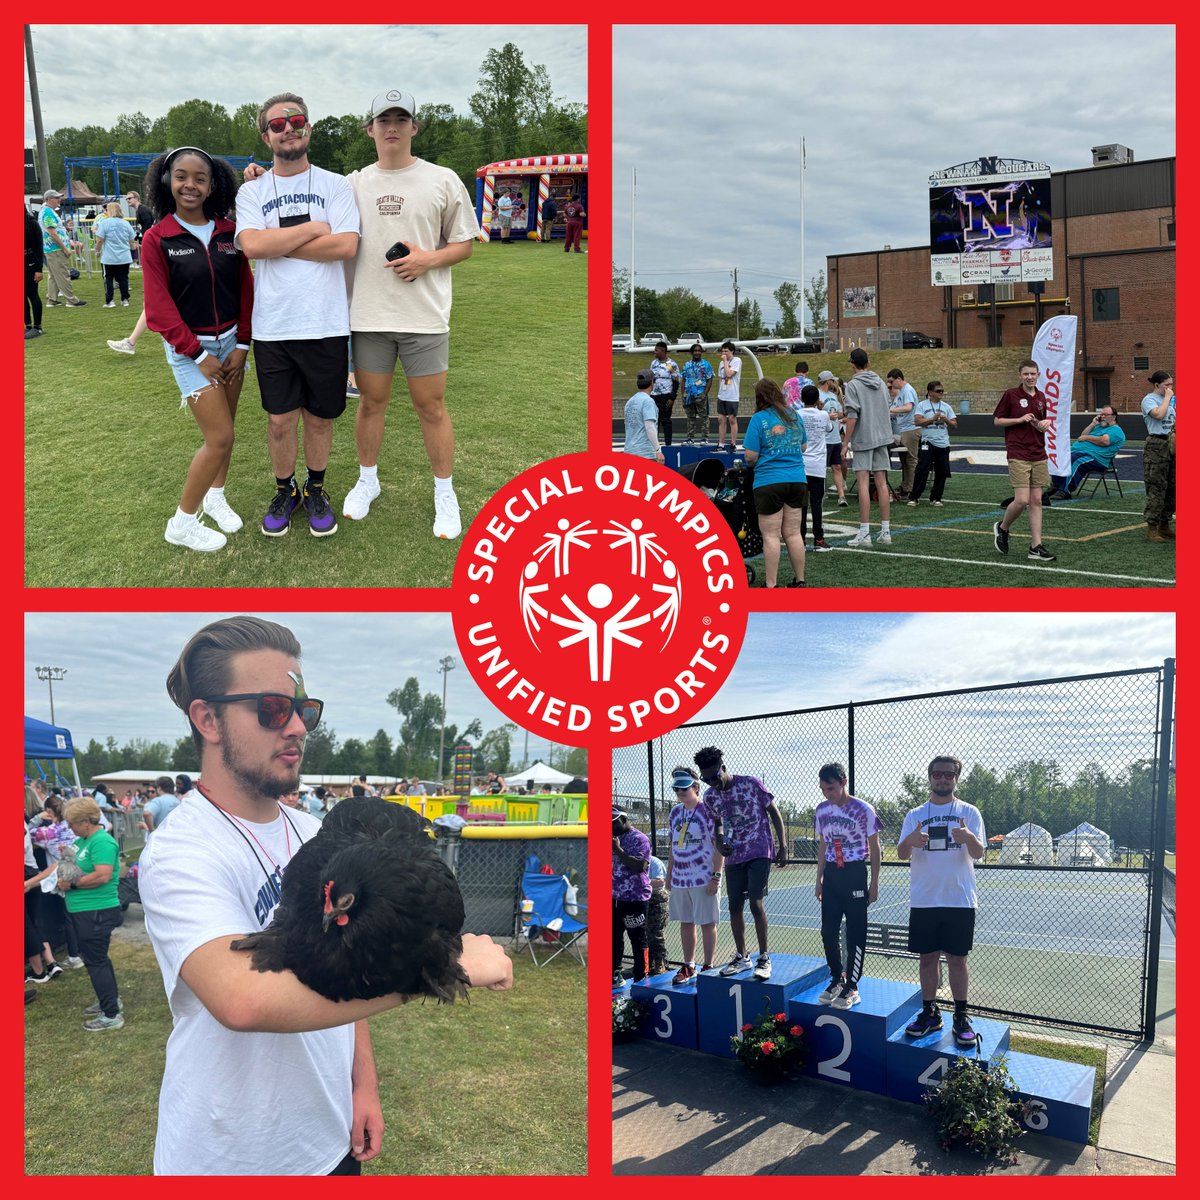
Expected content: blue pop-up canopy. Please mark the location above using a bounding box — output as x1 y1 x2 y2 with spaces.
24 715 82 793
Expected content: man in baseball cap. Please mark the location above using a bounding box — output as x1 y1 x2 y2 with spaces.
612 807 651 985
623 369 664 463
38 188 86 306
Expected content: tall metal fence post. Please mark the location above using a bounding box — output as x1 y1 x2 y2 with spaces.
647 739 658 850
1142 657 1175 1041
847 702 856 793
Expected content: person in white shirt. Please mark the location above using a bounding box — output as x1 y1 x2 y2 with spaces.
716 341 742 452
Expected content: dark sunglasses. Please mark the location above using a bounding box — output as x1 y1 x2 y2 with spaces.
931 388 945 393
929 769 957 780
203 692 324 730
266 114 307 134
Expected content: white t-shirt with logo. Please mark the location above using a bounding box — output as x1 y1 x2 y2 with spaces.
346 160 480 335
139 792 355 1175
235 164 360 341
717 355 741 402
898 798 986 909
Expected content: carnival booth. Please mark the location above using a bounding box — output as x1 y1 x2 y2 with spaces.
475 154 587 243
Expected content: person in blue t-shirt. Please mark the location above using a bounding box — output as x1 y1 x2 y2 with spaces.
623 370 664 462
141 776 181 834
742 377 808 588
680 344 715 444
1047 406 1127 499
93 203 136 307
906 381 958 505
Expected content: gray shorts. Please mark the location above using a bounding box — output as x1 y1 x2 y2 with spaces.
853 445 892 472
667 884 720 926
351 330 449 378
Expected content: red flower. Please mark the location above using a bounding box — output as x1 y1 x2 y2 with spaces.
790 1025 803 1036
741 1023 753 1033
774 1013 787 1023
760 1041 776 1054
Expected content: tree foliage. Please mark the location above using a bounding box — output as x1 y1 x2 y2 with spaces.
804 270 829 334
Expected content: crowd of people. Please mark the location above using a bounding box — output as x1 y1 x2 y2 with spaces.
613 748 986 1047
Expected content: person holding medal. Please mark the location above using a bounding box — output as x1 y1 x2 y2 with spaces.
665 765 724 986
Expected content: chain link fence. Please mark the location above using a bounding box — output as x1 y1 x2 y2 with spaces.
614 664 1174 1036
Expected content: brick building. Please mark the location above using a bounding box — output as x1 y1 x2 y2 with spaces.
826 155 1175 410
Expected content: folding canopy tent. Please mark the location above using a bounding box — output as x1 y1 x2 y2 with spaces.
505 761 574 789
24 715 83 793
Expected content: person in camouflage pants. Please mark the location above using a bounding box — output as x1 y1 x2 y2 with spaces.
1141 371 1176 542
647 854 670 976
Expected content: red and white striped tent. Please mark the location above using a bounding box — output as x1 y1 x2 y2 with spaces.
475 154 588 242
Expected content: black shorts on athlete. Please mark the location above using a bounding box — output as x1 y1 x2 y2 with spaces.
907 906 976 956
254 336 348 419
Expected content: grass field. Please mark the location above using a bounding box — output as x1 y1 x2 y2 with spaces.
24 938 586 1175
25 242 586 588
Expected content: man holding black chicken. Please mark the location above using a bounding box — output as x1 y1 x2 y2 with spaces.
139 615 511 1175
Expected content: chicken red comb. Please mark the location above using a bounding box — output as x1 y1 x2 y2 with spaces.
323 879 334 914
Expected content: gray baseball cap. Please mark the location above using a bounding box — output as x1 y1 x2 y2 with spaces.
366 90 417 125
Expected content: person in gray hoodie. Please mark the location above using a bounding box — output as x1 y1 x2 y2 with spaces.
842 347 894 547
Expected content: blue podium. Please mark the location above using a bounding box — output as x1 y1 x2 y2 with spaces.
884 1013 1011 1105
695 954 826 1058
631 970 700 1049
1004 1050 1096 1145
788 976 923 1095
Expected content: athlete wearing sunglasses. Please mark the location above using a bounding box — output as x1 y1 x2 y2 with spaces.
200 691 324 730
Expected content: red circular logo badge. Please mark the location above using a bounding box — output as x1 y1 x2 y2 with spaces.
452 453 748 747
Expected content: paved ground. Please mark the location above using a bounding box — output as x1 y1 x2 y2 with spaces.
612 961 1175 1176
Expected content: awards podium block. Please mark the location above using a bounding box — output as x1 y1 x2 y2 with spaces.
696 955 826 1058
631 970 700 1049
788 976 923 1095
1003 1050 1096 1145
884 1013 1011 1104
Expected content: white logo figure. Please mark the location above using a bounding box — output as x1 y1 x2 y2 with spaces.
534 518 595 576
605 517 667 577
549 583 653 682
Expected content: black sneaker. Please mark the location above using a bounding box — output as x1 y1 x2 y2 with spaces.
25 969 51 985
904 1006 943 1038
44 962 64 980
952 1011 979 1048
262 486 300 537
1028 544 1057 561
993 521 1009 555
787 579 807 588
303 484 338 537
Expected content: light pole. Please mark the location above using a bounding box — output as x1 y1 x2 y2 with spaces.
437 656 456 784
35 665 67 724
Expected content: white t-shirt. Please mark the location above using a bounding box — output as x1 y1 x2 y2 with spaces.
346 160 480 335
139 791 355 1175
798 406 834 476
717 355 741 402
235 164 360 341
898 797 986 909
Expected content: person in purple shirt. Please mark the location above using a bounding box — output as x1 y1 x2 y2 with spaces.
612 806 652 985
665 765 724 985
693 745 786 980
813 763 882 1010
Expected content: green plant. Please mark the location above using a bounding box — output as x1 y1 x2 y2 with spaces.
729 1002 806 1073
924 1054 1034 1160
612 994 647 1036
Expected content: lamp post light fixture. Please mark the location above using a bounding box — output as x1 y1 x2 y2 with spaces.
437 656 456 784
35 665 67 725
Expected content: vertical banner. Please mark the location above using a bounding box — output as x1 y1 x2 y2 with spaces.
1032 314 1077 478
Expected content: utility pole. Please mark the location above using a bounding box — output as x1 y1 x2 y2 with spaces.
437 656 456 784
35 665 67 725
25 26 51 193
732 267 740 339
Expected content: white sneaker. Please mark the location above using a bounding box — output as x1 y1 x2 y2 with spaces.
66 956 85 969
342 477 381 520
718 953 753 977
875 530 892 546
847 531 872 548
818 976 843 1004
106 338 135 355
103 301 116 308
202 492 243 533
121 300 129 306
165 515 226 552
831 983 861 1010
752 953 772 980
433 489 462 539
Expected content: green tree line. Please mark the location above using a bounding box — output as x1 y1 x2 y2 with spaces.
41 43 585 199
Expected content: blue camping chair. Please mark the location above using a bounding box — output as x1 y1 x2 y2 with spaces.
516 870 587 968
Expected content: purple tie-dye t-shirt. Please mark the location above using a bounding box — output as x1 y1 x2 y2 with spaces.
703 775 775 865
667 802 718 887
814 795 883 863
612 826 652 901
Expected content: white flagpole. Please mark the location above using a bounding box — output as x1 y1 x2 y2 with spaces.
630 167 636 342
799 137 806 338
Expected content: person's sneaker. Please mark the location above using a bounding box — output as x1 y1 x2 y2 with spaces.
683 437 694 446
875 530 892 546
106 337 136 355
262 486 301 537
787 579 807 588
831 982 861 1010
613 971 625 989
847 530 872 548
202 492 243 533
342 477 382 520
905 1006 944 1038
66 299 88 307
121 299 129 307
165 514 227 552
84 997 123 1016
25 327 44 339
952 1011 979 1048
813 538 832 552
907 499 919 507
346 384 361 398
44 962 64 980
303 484 338 536
818 976 843 1004
993 520 1010 555
753 953 772 980
25 969 50 984
671 964 697 986
65 956 85 969
433 489 462 539
83 1013 125 1031
1028 544 1057 561
103 301 116 308
836 497 848 507
46 297 62 306
719 953 753 977
930 500 944 507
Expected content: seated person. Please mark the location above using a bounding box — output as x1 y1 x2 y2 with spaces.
1046 407 1125 498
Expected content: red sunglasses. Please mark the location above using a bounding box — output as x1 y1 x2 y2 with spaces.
266 114 307 134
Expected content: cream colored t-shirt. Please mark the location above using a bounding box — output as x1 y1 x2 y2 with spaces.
346 159 480 334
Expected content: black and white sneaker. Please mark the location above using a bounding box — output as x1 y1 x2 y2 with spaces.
831 981 861 1010
719 953 753 977
905 1006 944 1038
993 521 1009 555
1027 544 1057 561
818 976 843 1004
752 953 772 980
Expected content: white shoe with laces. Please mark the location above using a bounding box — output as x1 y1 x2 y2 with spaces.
433 489 462 539
342 477 382 520
106 338 135 355
165 515 226 552
202 492 243 533
875 530 892 546
847 531 872 548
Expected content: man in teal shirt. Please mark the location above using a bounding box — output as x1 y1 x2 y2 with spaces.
39 190 86 307
1047 407 1126 498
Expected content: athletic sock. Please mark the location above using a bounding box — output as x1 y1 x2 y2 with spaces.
881 520 891 533
276 474 296 493
434 474 454 494
954 1000 967 1017
305 468 326 491
359 464 379 484
859 523 870 535
206 485 225 499
173 507 197 525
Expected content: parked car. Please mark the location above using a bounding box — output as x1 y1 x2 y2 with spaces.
784 339 823 355
678 331 704 346
638 331 668 346
612 333 634 351
902 330 944 349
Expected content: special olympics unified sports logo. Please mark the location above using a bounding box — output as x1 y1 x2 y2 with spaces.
451 453 748 747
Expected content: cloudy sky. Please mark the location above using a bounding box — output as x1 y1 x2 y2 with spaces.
24 612 569 768
614 611 1175 803
24 25 586 138
613 24 1175 330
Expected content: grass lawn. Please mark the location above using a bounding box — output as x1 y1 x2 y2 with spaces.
1006 1033 1107 1145
25 242 585 588
24 938 586 1175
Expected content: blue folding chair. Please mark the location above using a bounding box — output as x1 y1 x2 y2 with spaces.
515 870 587 967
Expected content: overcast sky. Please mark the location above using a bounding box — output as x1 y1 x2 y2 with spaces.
613 24 1176 330
25 25 586 138
24 612 568 768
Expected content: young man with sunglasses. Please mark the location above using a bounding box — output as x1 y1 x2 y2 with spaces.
693 745 786 980
906 381 957 506
139 616 511 1175
236 93 361 538
896 756 986 1047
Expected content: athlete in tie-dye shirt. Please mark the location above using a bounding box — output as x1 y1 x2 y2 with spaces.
665 765 724 985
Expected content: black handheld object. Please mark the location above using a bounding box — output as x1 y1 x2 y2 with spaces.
385 241 410 261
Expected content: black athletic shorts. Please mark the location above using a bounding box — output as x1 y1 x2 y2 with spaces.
907 906 976 956
254 336 348 419
725 858 770 906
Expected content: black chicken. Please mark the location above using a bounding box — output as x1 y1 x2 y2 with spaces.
230 797 469 1002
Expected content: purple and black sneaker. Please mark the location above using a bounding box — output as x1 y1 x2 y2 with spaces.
261 486 300 537
303 484 338 537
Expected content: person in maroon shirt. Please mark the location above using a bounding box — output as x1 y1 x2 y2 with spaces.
992 359 1056 562
562 193 586 253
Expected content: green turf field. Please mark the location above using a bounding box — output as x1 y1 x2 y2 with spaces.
25 243 585 588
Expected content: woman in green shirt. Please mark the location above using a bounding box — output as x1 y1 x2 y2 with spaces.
59 798 124 1030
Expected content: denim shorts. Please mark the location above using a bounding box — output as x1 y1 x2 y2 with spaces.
164 327 239 402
